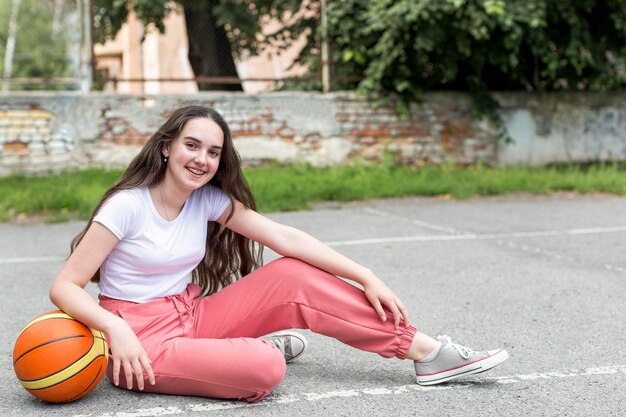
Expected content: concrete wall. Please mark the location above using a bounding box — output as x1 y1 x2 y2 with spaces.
1 91 625 176
497 93 626 165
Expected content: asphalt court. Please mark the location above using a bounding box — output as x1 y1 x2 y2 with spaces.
1 193 625 416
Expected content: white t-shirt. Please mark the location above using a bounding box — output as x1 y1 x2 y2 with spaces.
93 185 231 302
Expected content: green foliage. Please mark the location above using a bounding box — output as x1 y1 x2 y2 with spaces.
0 0 75 89
94 0 318 59
94 0 178 42
93 1 626 107
1 163 625 222
327 0 626 100
214 0 317 57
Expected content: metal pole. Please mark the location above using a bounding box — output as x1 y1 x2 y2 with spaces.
79 0 93 93
320 0 330 94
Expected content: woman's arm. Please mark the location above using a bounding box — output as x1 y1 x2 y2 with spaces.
49 222 155 390
217 202 410 327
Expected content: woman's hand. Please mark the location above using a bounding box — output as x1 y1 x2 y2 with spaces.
363 276 410 329
106 318 156 390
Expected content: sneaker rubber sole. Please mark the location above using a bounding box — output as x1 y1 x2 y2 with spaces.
416 348 509 386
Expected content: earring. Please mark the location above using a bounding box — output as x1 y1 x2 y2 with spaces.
163 156 168 163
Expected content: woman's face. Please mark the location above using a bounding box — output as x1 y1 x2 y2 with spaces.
162 117 225 193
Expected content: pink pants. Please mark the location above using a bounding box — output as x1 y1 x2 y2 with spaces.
99 257 417 402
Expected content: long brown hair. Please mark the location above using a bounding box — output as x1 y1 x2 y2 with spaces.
71 106 262 296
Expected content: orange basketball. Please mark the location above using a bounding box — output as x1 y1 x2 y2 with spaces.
13 310 109 403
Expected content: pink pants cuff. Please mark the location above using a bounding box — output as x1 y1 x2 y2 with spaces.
99 257 418 402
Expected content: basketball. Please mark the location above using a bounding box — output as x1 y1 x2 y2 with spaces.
12 310 109 403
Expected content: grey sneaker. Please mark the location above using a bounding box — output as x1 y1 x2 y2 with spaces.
264 332 308 362
415 335 509 385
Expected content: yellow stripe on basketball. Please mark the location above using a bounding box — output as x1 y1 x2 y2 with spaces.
16 312 75 339
91 327 109 361
17 317 108 391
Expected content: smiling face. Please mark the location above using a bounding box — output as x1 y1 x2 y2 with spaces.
161 117 225 194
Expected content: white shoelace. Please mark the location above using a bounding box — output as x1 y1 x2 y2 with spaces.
438 335 479 359
268 336 294 360
269 337 286 353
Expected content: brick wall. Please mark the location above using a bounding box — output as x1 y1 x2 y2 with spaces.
334 94 495 165
0 109 68 171
1 91 625 176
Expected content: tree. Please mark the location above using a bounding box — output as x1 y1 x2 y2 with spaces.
95 0 237 90
0 0 75 90
95 0 626 102
327 0 626 103
2 0 21 93
94 0 317 91
183 0 239 90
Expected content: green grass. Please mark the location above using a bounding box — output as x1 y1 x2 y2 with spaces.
0 169 124 222
0 162 625 222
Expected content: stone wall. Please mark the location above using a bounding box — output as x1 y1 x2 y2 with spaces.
1 91 625 176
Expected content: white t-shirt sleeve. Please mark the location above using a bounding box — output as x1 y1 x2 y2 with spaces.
93 190 140 239
204 185 232 221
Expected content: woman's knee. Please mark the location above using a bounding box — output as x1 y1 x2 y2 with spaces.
246 340 287 394
107 338 287 401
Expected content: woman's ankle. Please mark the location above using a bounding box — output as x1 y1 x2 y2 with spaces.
406 332 440 361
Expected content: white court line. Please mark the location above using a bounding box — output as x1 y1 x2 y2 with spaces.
2 227 626 264
361 208 626 273
363 208 464 234
0 255 65 264
324 226 626 247
72 365 626 417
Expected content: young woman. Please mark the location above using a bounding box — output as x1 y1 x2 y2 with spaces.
50 106 508 402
